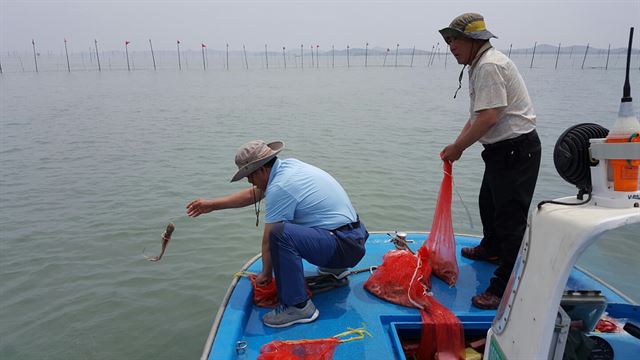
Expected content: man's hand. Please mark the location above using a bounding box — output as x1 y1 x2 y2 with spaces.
440 143 464 162
186 199 215 217
255 271 273 286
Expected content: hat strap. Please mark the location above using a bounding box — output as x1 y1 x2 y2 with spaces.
453 65 466 99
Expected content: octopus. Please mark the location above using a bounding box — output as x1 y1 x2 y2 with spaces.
144 223 175 262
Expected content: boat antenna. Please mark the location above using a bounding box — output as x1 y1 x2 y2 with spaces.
622 27 634 103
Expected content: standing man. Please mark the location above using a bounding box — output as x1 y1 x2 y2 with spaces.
187 140 368 327
438 13 541 309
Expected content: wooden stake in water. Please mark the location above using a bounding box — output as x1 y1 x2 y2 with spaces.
365 42 369 67
581 43 589 69
508 43 512 58
316 45 319 68
264 44 268 69
395 43 399 67
282 46 286 69
32 39 38 73
346 45 350 68
0 57 3 74
300 44 304 69
310 45 314 67
332 45 335 68
410 45 415 67
226 43 229 70
125 41 131 71
94 39 101 71
445 45 449 68
427 45 434 67
530 41 537 68
201 42 207 70
243 44 248 70
149 39 156 71
383 47 389 67
177 40 182 70
555 43 561 70
64 38 70 72
605 43 611 70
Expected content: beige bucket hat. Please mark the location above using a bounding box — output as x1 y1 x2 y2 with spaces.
230 140 284 182
439 13 497 42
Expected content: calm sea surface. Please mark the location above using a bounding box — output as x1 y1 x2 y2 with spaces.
1 53 639 359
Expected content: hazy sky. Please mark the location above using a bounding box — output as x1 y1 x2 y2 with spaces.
2 0 639 53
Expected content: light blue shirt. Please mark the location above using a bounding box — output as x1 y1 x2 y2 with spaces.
264 158 357 230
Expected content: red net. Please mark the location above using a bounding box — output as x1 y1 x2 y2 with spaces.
363 160 465 359
418 299 465 360
363 247 432 308
426 160 458 286
249 275 313 308
257 338 340 360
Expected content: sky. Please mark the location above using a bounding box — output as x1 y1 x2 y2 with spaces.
1 0 639 53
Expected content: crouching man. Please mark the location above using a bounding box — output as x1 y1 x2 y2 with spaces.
187 140 368 327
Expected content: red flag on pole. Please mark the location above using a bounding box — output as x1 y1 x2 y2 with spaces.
125 41 130 45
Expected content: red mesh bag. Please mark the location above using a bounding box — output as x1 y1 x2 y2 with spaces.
426 161 458 286
363 248 432 308
257 338 340 360
249 275 280 308
418 299 465 360
249 275 313 308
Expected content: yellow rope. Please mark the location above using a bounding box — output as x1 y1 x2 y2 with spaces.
234 270 257 278
333 324 372 343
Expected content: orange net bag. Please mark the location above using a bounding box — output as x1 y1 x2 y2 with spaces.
257 326 371 360
426 160 458 286
248 274 313 308
363 246 432 308
257 338 340 360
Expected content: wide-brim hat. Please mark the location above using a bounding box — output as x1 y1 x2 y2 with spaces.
439 13 497 42
230 140 284 182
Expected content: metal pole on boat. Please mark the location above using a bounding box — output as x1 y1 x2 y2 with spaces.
125 41 131 71
243 44 248 70
32 39 38 72
395 43 399 67
530 42 537 68
346 45 350 68
300 44 303 69
264 44 268 69
605 44 611 70
555 43 561 70
508 43 512 58
365 42 368 67
148 39 156 70
282 46 286 69
177 40 182 70
64 38 70 72
581 43 589 69
410 45 415 67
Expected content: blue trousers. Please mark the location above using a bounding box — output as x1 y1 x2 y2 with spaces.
268 221 368 306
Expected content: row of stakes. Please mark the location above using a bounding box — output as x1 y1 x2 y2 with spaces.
0 39 631 74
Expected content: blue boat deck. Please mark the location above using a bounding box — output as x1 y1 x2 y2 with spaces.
206 232 635 359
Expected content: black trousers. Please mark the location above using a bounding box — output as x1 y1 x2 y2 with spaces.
478 130 541 296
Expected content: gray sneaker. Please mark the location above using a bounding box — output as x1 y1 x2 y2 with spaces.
263 300 319 328
317 267 350 280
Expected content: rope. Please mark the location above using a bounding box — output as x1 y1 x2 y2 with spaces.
334 324 372 343
443 164 474 229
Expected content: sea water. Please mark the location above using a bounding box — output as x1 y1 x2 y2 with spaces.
1 53 638 359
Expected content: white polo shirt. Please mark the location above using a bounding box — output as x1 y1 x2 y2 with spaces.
468 42 536 144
